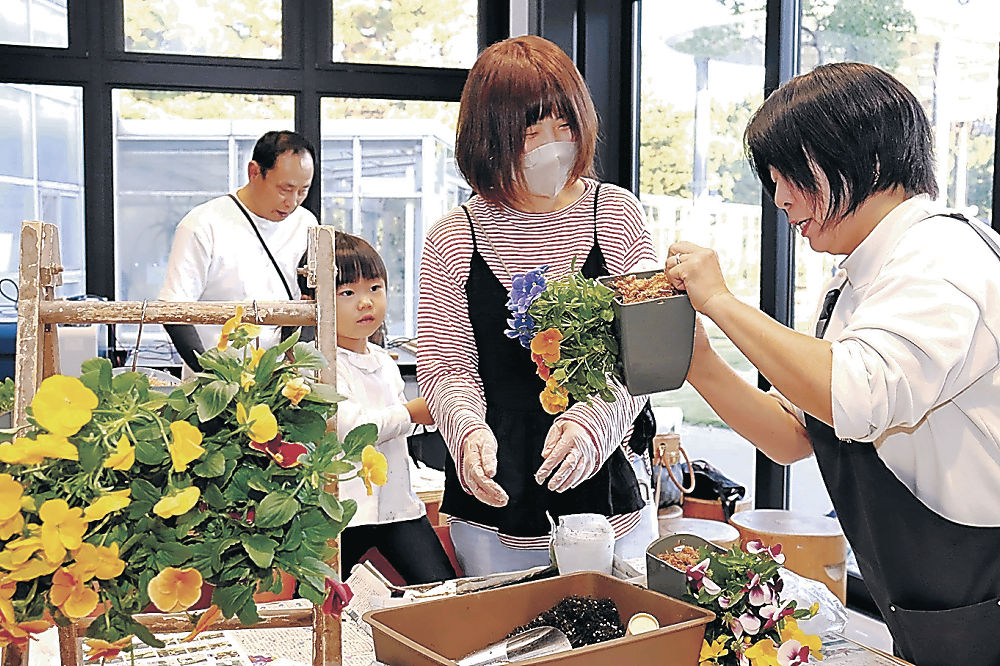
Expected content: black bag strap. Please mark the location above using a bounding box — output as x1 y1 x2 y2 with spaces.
228 193 294 300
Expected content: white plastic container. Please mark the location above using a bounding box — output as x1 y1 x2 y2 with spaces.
551 513 615 575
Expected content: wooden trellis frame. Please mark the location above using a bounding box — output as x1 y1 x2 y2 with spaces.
1 221 344 666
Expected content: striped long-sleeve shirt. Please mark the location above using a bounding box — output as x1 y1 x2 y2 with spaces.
416 179 658 547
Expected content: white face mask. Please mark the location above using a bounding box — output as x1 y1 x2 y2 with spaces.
521 141 577 198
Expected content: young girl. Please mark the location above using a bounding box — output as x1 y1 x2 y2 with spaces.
333 232 456 585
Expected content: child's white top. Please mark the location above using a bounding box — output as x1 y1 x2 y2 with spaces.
335 343 426 525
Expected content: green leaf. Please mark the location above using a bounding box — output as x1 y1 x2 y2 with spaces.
201 483 226 510
79 357 113 392
131 478 160 504
242 535 276 568
324 460 356 475
213 583 253 618
195 380 239 421
127 619 166 649
193 451 226 477
281 408 327 444
317 491 343 521
77 440 104 473
302 381 342 404
254 491 299 528
135 438 168 466
342 423 377 457
236 595 260 625
291 342 327 369
166 390 191 411
297 555 337 580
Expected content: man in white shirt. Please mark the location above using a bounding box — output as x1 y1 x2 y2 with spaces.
159 130 318 371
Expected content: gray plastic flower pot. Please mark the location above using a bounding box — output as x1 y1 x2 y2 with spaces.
646 533 725 600
598 270 695 396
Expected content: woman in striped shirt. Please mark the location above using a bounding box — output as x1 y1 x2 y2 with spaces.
416 35 660 576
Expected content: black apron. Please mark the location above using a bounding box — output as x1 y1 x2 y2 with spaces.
440 186 645 538
806 267 1000 664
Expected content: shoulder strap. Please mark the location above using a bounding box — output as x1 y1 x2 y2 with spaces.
592 182 602 245
228 194 294 300
940 212 1000 261
461 204 478 252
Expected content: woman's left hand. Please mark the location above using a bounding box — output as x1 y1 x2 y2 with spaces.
534 420 595 492
666 241 732 314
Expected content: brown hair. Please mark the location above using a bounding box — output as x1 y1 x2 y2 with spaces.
455 35 598 205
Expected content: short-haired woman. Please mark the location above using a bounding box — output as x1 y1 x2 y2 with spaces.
668 61 1000 664
417 35 659 576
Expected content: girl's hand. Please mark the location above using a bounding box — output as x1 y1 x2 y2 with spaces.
405 397 434 425
461 428 509 507
666 241 732 314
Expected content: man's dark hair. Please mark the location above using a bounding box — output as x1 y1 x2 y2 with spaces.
745 61 937 223
252 130 316 178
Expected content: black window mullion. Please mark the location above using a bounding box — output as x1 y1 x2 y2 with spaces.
295 0 321 218
753 0 800 512
85 1 115 298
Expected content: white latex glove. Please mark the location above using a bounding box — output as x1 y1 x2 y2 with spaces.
460 428 509 507
534 420 596 492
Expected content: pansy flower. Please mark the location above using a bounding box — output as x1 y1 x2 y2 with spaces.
29 374 98 437
1 434 78 465
321 578 353 617
83 489 131 521
250 434 308 468
529 327 562 364
49 565 99 619
184 605 222 642
539 378 569 415
72 542 125 581
217 305 262 350
700 635 730 662
103 434 135 470
38 498 88 563
359 445 388 496
743 637 779 664
84 636 133 662
147 566 203 612
153 486 201 519
281 376 311 405
236 403 278 444
168 421 205 472
746 539 785 564
0 475 23 522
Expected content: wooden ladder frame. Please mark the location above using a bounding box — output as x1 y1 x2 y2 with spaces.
2 221 344 666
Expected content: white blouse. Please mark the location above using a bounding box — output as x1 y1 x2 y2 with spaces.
810 195 1000 526
335 344 425 526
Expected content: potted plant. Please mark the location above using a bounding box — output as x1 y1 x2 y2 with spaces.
647 537 824 666
505 265 694 413
0 306 386 662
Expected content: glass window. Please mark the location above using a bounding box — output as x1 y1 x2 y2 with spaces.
123 0 282 59
320 99 469 339
0 0 68 48
638 2 766 498
789 0 1000 524
0 84 83 302
112 90 294 359
332 0 478 68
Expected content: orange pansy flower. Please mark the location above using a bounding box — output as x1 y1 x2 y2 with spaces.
49 565 99 619
84 636 133 661
529 328 562 364
184 605 222 641
147 567 203 613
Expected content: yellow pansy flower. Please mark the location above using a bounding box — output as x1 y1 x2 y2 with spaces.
247 346 267 370
217 306 262 350
168 421 205 472
38 499 88 563
153 486 201 519
72 542 125 580
236 403 278 444
0 536 43 570
147 566 203 612
0 434 77 465
743 637 780 666
360 445 388 496
699 635 730 663
0 512 23 541
83 489 131 521
0 475 23 521
779 617 822 659
103 434 135 470
29 375 98 437
49 564 99 619
240 371 256 390
281 377 311 405
7 556 61 582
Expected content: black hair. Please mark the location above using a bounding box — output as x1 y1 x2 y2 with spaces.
745 62 937 223
252 130 316 178
335 232 388 346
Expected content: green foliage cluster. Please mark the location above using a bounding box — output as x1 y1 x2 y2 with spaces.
528 273 621 405
1 329 376 650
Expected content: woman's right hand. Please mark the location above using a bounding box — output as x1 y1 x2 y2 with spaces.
461 428 509 507
666 241 732 314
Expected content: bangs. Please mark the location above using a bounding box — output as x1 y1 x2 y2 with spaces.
335 234 387 286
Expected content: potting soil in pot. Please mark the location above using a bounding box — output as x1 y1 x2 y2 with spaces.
507 595 625 648
611 270 678 303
